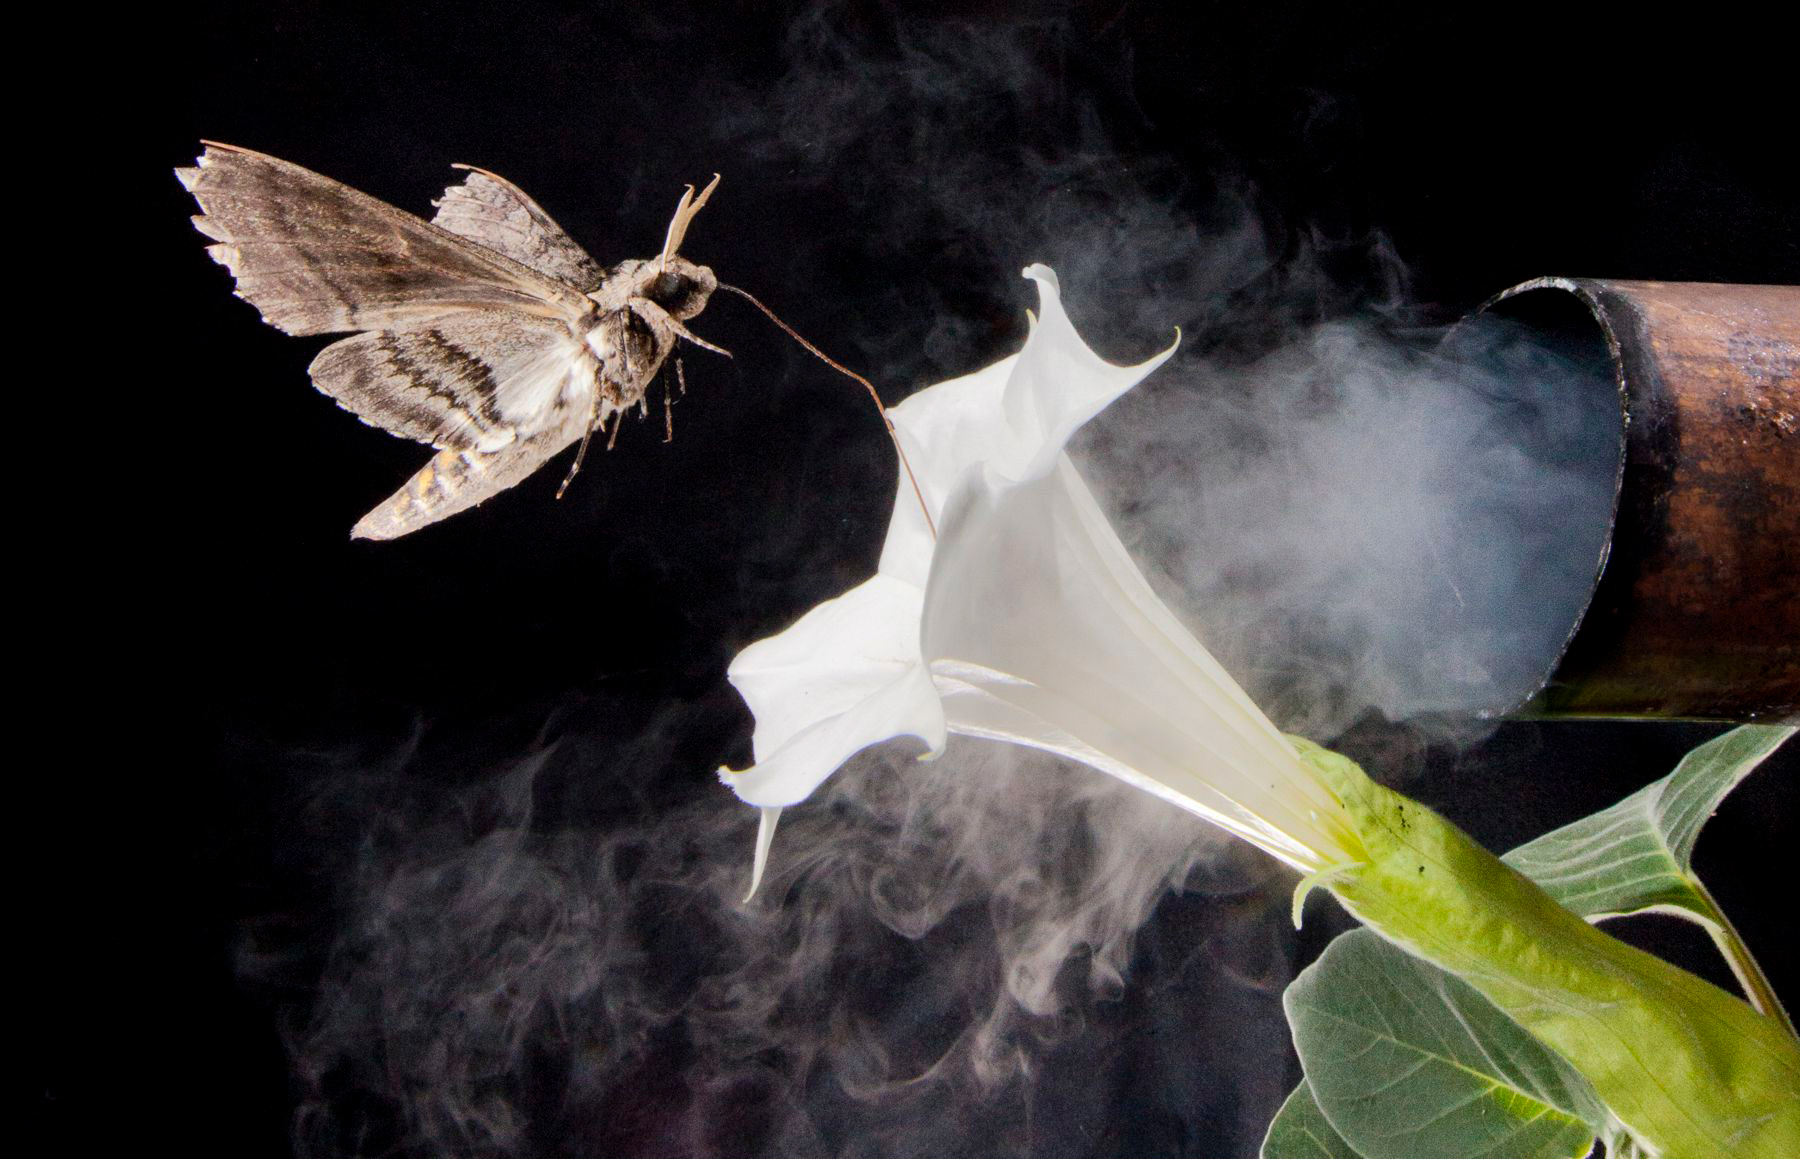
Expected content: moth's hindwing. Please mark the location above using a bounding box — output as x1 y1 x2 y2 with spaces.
309 312 595 454
431 166 607 290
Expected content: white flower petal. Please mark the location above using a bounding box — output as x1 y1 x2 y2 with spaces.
877 266 1176 584
921 457 1362 873
995 265 1178 482
721 573 945 807
877 355 1015 586
743 805 782 903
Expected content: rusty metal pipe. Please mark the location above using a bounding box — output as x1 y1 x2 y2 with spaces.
1477 278 1799 722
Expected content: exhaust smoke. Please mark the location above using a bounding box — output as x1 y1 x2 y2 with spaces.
279 740 1297 1156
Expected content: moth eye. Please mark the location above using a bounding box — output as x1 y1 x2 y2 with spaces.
650 271 692 303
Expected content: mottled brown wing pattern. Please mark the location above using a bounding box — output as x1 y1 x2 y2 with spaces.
177 142 594 335
309 311 597 454
431 166 607 291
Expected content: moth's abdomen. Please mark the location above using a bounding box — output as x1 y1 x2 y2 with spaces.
351 423 586 540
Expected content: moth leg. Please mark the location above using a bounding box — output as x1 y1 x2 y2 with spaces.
628 296 732 358
663 368 676 443
676 357 688 396
557 396 604 500
606 407 624 451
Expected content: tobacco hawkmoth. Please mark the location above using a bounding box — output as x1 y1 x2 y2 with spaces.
179 142 726 539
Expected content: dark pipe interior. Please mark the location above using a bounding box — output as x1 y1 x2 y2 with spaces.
1445 288 1624 716
1480 288 1620 391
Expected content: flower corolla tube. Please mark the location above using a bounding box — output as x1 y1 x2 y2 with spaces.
722 266 1366 897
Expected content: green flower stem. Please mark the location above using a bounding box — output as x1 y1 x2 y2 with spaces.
1294 741 1800 1159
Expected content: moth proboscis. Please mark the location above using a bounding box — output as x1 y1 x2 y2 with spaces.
179 142 729 539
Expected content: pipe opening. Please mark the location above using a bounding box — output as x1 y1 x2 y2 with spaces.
1451 283 1625 716
1474 278 1799 722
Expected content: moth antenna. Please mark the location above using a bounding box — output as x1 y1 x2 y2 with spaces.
558 400 605 499
718 283 936 540
659 173 721 272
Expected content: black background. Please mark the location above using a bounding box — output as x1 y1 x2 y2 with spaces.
52 2 1796 1155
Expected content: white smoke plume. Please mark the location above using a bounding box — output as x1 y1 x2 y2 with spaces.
271 736 1297 1157
1080 310 1617 741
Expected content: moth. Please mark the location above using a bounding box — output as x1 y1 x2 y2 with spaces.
179 142 727 539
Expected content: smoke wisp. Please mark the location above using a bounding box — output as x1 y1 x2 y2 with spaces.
276 737 1295 1158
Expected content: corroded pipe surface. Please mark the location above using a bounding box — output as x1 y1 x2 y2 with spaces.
1482 278 1799 722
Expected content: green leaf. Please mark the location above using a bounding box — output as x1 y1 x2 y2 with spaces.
1502 724 1795 924
1503 724 1796 1032
1261 1080 1364 1158
1284 929 1601 1159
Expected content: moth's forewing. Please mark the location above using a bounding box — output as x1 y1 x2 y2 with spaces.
178 143 594 334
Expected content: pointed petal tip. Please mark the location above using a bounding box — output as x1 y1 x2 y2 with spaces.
1147 325 1182 372
1020 266 1060 328
741 806 783 904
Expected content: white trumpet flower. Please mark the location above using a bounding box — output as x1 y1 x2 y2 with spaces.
718 267 1800 1157
722 265 1366 897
